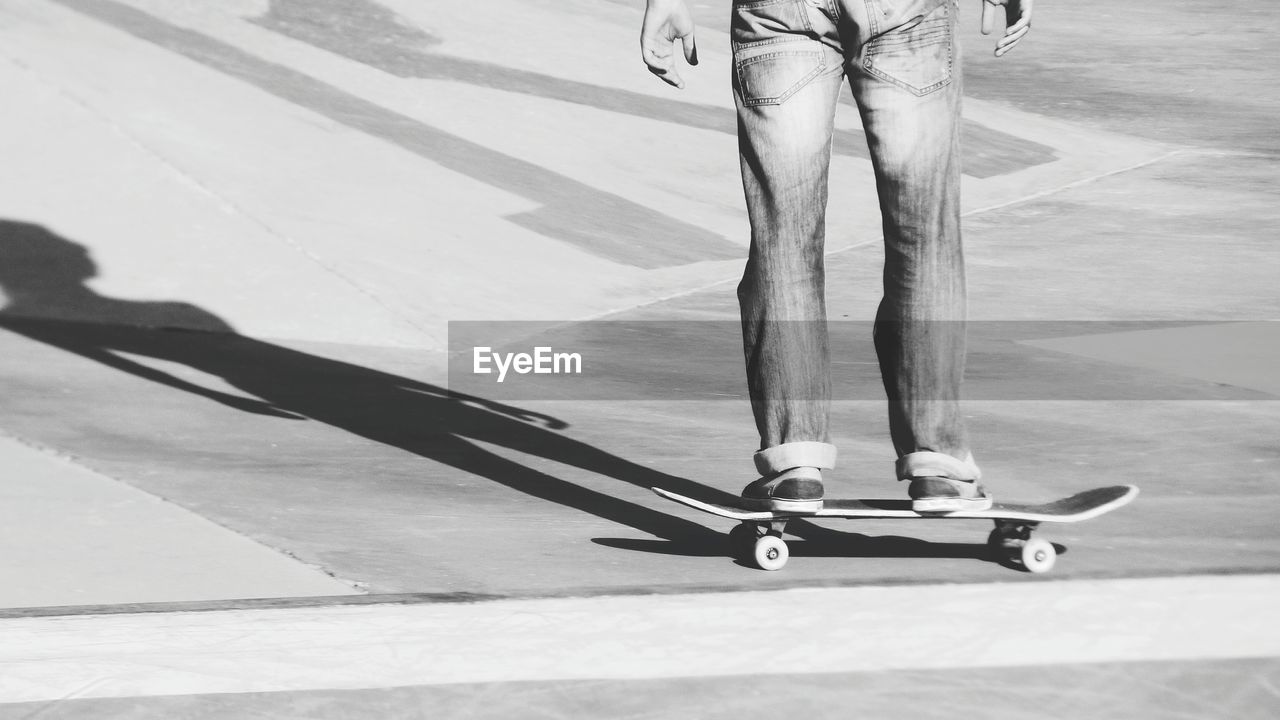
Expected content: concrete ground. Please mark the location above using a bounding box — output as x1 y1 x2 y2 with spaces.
0 0 1277 716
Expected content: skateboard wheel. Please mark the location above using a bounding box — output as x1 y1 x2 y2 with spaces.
728 522 758 559
753 535 789 571
1020 537 1056 574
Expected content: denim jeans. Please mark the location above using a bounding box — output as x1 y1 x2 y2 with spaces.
734 0 980 482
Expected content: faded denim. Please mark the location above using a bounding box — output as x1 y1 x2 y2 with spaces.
734 0 979 480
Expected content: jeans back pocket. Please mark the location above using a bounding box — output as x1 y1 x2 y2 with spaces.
735 46 826 106
862 0 953 96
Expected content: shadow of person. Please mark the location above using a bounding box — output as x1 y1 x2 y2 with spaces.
0 220 731 543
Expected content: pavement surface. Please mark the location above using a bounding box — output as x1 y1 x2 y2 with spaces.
0 0 1278 716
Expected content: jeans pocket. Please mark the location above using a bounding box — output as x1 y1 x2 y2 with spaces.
734 45 826 106
862 1 953 96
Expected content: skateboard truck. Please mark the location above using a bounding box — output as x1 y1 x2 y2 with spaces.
988 520 1055 573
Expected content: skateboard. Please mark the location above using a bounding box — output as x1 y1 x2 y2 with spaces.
652 484 1139 572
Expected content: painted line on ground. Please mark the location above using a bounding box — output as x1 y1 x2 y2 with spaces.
959 148 1192 218
0 574 1277 704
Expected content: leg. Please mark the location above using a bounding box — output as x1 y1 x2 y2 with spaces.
845 0 987 509
733 0 845 511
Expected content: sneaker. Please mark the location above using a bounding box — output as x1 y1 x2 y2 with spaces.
741 467 823 513
908 476 992 512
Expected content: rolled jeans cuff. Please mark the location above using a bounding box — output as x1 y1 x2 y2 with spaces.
896 451 982 482
754 441 837 475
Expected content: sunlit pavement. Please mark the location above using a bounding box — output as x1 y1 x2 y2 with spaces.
3 576 1279 718
0 0 1277 716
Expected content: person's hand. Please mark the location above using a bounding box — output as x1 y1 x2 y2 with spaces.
981 0 1033 57
640 0 698 88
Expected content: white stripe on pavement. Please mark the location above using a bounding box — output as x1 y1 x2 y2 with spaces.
1 574 1278 703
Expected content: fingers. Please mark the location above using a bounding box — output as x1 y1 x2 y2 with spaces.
681 31 698 66
994 23 1029 56
643 42 684 88
642 25 695 88
981 0 996 35
990 0 1033 58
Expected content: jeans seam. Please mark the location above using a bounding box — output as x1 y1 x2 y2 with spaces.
734 36 811 51
862 0 881 36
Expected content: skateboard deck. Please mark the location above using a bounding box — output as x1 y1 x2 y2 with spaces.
652 485 1139 572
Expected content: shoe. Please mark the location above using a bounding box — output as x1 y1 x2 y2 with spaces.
908 476 992 512
741 467 823 512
